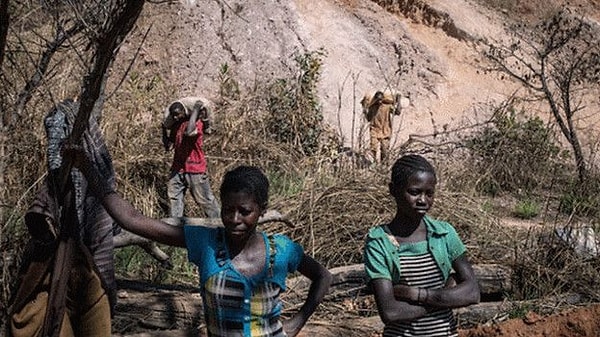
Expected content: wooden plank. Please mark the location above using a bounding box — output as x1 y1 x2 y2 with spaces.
288 263 512 296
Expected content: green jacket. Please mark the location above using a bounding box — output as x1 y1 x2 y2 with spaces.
363 215 466 283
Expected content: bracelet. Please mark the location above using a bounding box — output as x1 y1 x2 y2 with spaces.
424 289 429 303
417 288 422 302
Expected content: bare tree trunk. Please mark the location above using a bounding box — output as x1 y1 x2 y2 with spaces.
0 0 8 223
0 118 5 222
63 0 146 183
568 120 587 185
542 75 587 184
45 2 146 336
0 0 8 67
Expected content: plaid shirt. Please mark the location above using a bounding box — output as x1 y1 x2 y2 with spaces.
184 226 304 337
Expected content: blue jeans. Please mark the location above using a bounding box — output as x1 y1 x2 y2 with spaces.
167 172 220 218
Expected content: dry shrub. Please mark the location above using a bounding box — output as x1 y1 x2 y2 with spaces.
266 173 392 268
432 191 520 264
512 226 600 302
0 107 49 318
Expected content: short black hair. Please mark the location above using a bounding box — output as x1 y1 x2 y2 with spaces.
220 166 269 210
391 154 436 188
169 102 185 115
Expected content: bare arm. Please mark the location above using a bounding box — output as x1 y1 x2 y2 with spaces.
373 254 480 325
101 192 186 247
283 255 332 337
393 254 480 308
425 254 480 307
201 105 212 134
75 149 187 247
161 125 173 152
371 278 431 324
185 102 200 137
381 97 395 105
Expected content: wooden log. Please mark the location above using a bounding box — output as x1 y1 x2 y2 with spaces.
112 291 586 337
113 231 171 267
455 292 584 326
111 279 584 336
112 288 203 335
471 263 512 295
113 330 204 337
288 263 512 297
287 264 367 294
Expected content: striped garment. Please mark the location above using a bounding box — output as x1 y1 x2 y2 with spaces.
383 241 458 337
28 98 118 310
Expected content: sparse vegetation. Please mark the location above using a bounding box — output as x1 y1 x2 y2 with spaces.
483 8 600 186
513 199 540 219
266 50 327 156
559 177 600 217
463 101 563 195
507 302 532 319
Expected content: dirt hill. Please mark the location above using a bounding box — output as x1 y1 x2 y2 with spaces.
119 0 599 153
114 0 518 150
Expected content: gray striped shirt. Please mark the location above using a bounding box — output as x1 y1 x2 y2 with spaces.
383 241 457 337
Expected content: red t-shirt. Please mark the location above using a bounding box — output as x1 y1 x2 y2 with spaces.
170 120 207 174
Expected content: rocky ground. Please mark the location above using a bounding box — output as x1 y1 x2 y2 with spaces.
459 304 600 337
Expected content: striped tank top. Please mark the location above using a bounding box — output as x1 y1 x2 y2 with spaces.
383 240 457 337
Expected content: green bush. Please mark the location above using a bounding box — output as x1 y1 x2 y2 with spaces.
507 302 532 319
464 106 562 195
513 199 540 219
559 183 600 217
266 170 305 198
266 50 325 155
218 63 240 102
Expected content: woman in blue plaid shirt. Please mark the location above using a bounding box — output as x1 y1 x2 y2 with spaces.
77 150 332 337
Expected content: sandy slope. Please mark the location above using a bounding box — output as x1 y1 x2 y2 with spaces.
122 0 600 155
294 0 518 147
129 0 523 151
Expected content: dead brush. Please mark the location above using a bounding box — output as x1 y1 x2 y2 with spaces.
512 226 600 304
267 172 392 268
432 190 521 264
0 110 48 321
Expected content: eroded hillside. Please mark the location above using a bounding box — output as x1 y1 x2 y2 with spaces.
112 0 599 149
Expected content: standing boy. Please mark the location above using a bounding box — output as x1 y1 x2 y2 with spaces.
162 96 220 219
